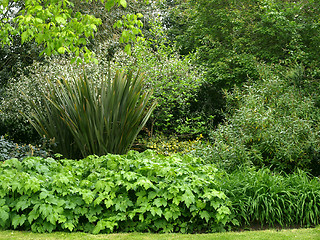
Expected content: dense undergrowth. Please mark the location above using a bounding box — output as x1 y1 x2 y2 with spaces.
218 167 320 228
0 151 234 233
0 151 319 234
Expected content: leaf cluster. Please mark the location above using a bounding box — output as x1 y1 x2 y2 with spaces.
0 0 144 62
0 151 233 233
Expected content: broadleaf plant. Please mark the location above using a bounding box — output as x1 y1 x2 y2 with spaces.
22 69 156 158
0 151 234 233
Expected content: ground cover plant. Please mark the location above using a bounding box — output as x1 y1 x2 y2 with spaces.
0 136 50 162
0 151 234 233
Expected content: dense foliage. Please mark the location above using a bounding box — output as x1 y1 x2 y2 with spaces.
0 136 49 162
0 21 206 142
207 65 320 174
1 0 320 234
165 0 320 123
1 151 319 233
0 0 144 63
218 167 320 228
0 151 233 233
0 59 84 143
106 19 207 136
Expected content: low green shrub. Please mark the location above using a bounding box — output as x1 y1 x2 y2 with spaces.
136 134 206 156
217 167 320 228
0 151 234 233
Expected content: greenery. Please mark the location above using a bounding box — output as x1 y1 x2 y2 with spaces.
0 0 144 63
165 0 320 122
0 136 50 162
22 69 156 158
0 151 233 233
218 167 320 228
0 227 320 240
0 0 320 237
207 65 320 174
0 59 81 143
103 18 207 136
136 134 207 156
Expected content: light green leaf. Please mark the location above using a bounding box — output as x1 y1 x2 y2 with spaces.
21 31 28 44
57 47 66 54
200 210 211 222
182 189 195 208
217 206 231 215
0 208 9 222
164 209 173 221
154 198 167 207
124 44 131 55
2 0 9 7
15 200 30 211
27 210 40 224
55 16 66 25
119 0 127 8
63 222 75 231
12 214 26 229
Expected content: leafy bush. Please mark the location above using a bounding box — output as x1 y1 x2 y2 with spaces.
23 69 156 159
104 19 208 136
0 58 95 144
209 66 320 174
0 136 50 162
0 151 234 233
217 167 320 228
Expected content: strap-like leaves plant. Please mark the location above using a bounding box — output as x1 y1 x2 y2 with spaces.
23 69 156 158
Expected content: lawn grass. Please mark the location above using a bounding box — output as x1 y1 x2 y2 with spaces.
0 226 319 240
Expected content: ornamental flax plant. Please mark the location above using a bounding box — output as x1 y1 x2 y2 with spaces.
22 69 156 158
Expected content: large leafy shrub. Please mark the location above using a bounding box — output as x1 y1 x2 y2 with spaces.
209 65 320 174
0 151 233 233
23 69 156 158
165 0 320 125
218 167 320 228
104 19 208 136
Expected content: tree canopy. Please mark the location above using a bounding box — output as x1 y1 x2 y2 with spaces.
0 0 144 63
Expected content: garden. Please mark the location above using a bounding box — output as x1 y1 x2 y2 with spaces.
0 0 320 238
